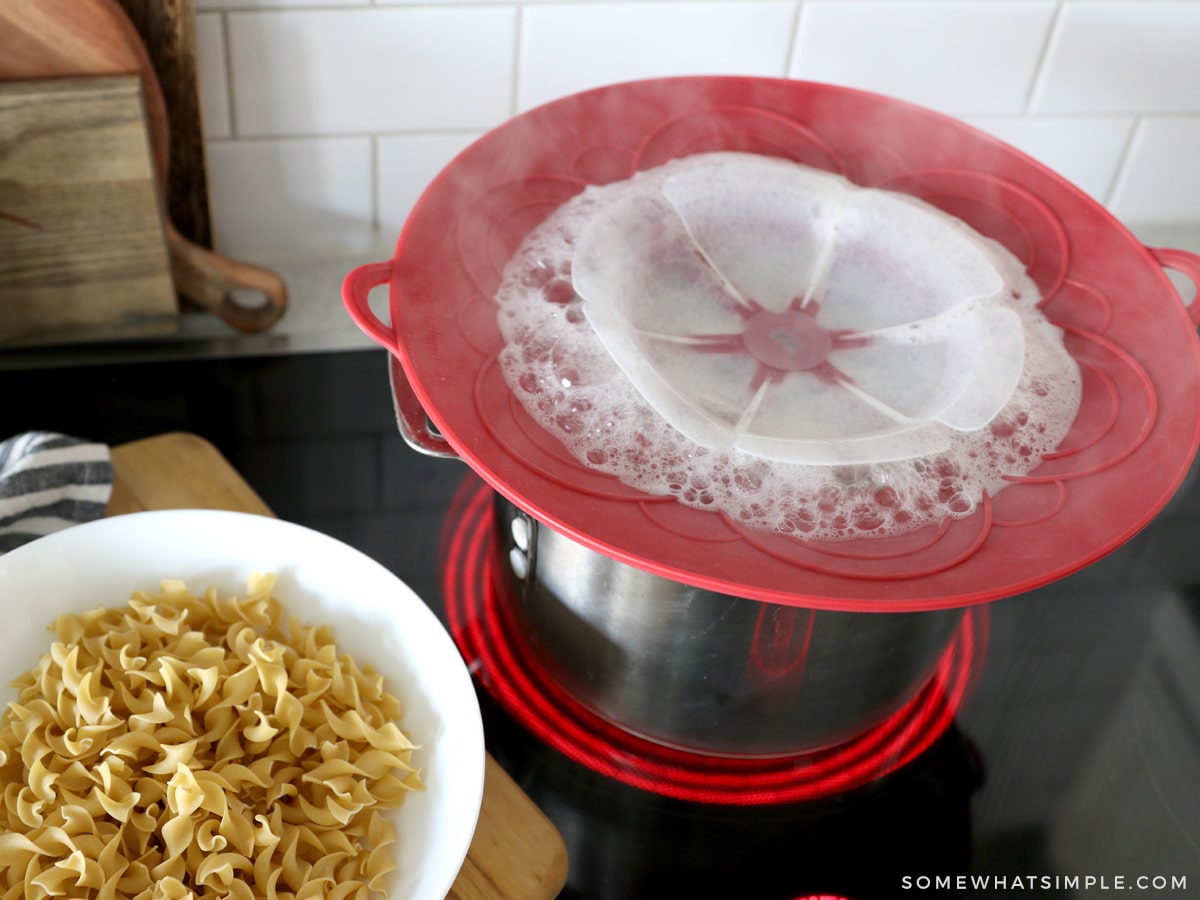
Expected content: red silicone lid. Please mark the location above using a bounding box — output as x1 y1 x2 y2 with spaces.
346 76 1200 612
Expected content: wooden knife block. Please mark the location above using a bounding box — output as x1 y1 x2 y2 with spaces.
0 75 178 346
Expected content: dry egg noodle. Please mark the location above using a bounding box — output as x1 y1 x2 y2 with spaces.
0 574 423 900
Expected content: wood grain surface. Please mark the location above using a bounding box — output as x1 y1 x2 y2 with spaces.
0 76 177 345
107 432 569 900
115 0 213 251
0 0 287 335
0 0 172 185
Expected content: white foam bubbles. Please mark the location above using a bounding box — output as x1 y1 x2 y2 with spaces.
494 153 1082 541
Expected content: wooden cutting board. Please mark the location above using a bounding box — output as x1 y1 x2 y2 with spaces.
107 432 570 900
0 0 287 335
114 0 213 251
0 75 178 345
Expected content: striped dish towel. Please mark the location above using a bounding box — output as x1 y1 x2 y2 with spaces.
0 432 113 554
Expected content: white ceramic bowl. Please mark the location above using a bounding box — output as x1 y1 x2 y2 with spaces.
0 509 485 900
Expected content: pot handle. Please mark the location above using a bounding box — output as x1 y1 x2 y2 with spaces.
388 355 460 459
341 261 401 353
343 261 459 458
1149 247 1200 328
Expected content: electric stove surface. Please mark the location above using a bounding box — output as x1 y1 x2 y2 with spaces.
418 463 1200 900
7 351 1199 900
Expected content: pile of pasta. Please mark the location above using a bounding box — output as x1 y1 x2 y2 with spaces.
0 574 423 899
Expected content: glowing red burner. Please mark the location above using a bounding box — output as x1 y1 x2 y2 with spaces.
441 475 988 806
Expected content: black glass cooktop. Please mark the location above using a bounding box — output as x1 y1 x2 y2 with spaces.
435 470 1200 900
5 349 1199 899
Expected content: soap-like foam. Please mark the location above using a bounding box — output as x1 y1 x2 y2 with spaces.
494 153 1082 541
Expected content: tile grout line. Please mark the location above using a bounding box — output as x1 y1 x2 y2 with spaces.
220 11 240 138
511 3 524 117
783 0 805 79
207 128 490 144
197 0 792 9
370 136 380 233
1023 0 1066 116
1104 115 1145 214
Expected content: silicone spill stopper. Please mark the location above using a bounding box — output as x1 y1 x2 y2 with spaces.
572 154 1028 465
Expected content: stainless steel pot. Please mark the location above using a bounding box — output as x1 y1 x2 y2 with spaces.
389 364 967 757
494 493 964 757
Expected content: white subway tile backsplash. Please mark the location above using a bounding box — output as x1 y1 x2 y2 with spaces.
1034 2 1200 115
964 115 1135 205
207 138 374 254
195 13 231 140
197 0 366 9
377 132 482 240
377 0 502 5
189 0 1200 243
517 2 797 112
1109 117 1200 222
226 8 517 137
790 1 1057 116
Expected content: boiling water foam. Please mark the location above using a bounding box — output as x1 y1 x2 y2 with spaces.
494 153 1083 541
